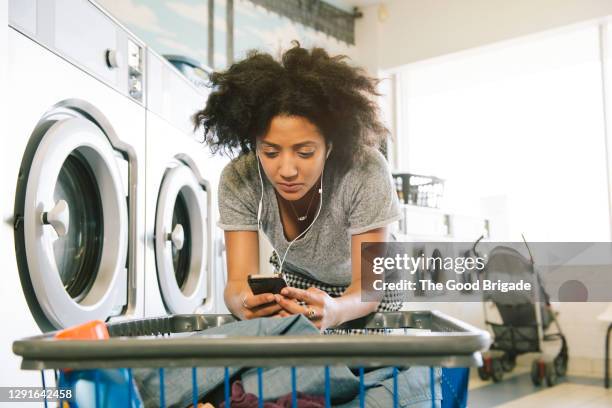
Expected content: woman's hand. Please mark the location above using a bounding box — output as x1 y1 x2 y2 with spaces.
273 287 340 330
239 292 283 320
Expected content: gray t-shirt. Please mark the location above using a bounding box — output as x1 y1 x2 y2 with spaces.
217 146 402 286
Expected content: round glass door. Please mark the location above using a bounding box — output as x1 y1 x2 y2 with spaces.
14 116 128 329
54 151 104 301
155 163 209 314
171 188 192 290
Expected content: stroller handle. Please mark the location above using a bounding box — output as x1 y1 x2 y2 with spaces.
472 234 485 258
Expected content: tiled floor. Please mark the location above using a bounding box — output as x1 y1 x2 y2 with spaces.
467 368 612 407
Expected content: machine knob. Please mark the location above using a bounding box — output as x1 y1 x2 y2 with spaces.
105 49 122 69
129 78 143 99
42 200 70 237
168 224 185 250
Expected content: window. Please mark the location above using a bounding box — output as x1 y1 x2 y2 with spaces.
390 25 610 241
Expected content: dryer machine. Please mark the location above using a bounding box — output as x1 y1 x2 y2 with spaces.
144 50 226 316
2 0 146 387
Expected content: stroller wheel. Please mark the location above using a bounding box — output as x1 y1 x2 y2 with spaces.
531 359 543 386
491 358 504 382
554 352 568 377
501 353 517 372
477 366 490 381
545 362 557 387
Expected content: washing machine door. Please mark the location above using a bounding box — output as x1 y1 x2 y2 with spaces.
14 116 128 330
155 163 209 313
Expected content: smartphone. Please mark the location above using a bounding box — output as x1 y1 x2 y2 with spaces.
247 274 288 295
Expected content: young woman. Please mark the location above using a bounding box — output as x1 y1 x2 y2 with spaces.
194 42 402 330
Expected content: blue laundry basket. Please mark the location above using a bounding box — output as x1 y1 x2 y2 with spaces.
14 311 487 408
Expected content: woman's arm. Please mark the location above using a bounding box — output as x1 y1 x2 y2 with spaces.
275 226 389 329
333 225 388 323
224 230 283 319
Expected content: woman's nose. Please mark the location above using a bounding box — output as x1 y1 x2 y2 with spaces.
278 155 298 179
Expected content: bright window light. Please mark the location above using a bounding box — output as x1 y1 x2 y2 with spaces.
391 25 610 241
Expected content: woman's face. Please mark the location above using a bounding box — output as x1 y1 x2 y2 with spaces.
257 115 328 202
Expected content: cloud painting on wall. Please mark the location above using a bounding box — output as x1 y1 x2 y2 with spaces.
96 0 355 71
235 0 355 61
96 0 211 67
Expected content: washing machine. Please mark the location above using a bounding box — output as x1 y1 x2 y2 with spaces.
2 0 146 387
144 49 227 316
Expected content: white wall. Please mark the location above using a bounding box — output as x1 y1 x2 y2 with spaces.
353 0 381 75
355 0 612 72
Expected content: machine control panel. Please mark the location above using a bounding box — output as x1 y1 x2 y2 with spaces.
127 40 144 102
8 0 147 105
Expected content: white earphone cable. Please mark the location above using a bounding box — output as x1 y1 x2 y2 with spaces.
256 156 282 268
256 152 325 277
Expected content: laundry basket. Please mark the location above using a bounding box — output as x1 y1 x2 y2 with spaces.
13 311 490 408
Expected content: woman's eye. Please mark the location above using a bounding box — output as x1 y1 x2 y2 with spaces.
298 151 315 158
263 151 279 158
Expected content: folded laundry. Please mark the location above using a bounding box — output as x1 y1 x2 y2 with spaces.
132 315 442 408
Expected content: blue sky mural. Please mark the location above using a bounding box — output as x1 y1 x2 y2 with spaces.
96 0 354 71
234 0 354 61
97 0 212 66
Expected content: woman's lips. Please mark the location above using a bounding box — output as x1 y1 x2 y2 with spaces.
277 183 303 193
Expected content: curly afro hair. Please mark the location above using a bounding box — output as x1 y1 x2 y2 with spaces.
193 42 389 173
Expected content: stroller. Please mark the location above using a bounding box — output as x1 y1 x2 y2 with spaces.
472 236 569 386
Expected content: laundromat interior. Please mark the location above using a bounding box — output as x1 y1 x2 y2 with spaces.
1 1 612 407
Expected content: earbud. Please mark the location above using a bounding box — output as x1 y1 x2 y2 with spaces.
325 143 333 160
